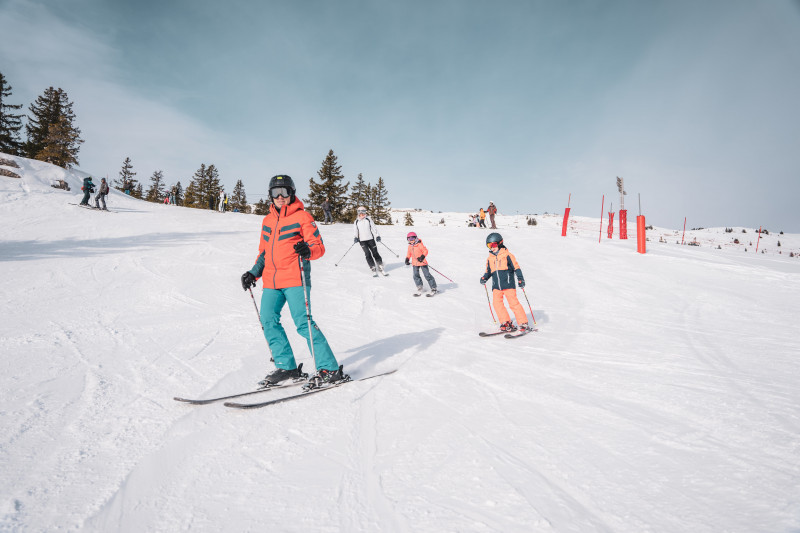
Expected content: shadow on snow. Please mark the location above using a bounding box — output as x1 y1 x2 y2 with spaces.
0 231 242 261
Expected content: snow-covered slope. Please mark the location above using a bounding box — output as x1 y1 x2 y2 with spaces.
2 154 799 533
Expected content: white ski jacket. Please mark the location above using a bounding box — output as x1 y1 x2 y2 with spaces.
354 216 380 241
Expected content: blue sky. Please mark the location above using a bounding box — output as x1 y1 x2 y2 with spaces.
2 0 799 231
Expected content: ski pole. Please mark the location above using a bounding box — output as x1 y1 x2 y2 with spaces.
378 240 399 257
248 287 274 362
521 286 537 325
334 242 357 266
299 256 318 370
484 284 497 323
427 264 454 283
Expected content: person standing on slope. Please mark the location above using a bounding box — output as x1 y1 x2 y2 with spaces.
479 232 529 332
321 197 333 224
94 177 109 210
405 232 437 296
487 202 498 229
80 176 95 206
240 175 346 387
353 206 385 275
479 208 487 228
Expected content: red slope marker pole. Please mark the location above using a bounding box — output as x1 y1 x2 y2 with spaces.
682 217 686 245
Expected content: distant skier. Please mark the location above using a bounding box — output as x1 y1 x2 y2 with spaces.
353 206 385 275
321 197 333 224
480 232 529 332
479 208 487 228
487 202 497 229
94 177 109 210
405 232 437 296
240 175 345 387
219 191 225 213
80 176 95 206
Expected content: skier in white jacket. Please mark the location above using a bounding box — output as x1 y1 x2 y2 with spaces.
353 206 384 275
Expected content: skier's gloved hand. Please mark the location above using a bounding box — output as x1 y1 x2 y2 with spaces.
353 237 359 244
405 258 410 266
416 255 425 262
293 240 311 259
518 280 525 288
480 277 487 285
376 236 381 242
241 271 256 291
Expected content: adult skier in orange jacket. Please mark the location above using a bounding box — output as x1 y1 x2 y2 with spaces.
240 175 344 387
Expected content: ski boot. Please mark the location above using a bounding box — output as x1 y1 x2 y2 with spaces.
258 363 308 388
303 365 350 391
499 321 517 332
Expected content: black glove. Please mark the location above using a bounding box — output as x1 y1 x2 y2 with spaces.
416 255 425 262
376 236 381 242
353 237 359 244
293 240 311 259
480 277 487 285
241 272 256 291
518 279 525 288
405 257 410 265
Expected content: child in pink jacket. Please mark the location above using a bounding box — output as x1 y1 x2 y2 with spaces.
405 232 438 296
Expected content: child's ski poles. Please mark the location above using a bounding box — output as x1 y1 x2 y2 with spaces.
521 287 537 325
427 264 454 283
484 284 497 323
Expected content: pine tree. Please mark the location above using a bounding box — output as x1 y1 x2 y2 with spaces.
133 182 143 199
404 212 414 226
230 179 248 213
114 157 137 193
183 180 199 208
145 170 166 202
185 163 222 209
35 114 84 168
372 177 391 224
363 183 375 215
348 173 368 220
307 149 349 221
25 87 83 167
253 198 270 215
0 72 24 155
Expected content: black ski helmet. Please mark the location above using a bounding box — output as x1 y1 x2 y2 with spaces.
269 175 296 203
486 232 503 246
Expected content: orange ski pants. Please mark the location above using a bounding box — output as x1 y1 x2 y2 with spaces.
493 288 527 325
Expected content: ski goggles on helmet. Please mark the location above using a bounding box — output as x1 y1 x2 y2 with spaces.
357 209 367 215
487 241 500 249
270 187 291 199
407 237 417 242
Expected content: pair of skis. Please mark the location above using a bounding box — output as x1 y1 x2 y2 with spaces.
69 202 113 212
479 327 537 339
174 369 397 410
413 290 437 298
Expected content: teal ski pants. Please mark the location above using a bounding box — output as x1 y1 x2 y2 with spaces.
260 286 338 372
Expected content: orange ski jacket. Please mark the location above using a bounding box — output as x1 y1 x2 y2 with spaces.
480 247 524 290
249 199 325 289
406 240 429 266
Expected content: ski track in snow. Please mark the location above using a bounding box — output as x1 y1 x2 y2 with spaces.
2 155 800 532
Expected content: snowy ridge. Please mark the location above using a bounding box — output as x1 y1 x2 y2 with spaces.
1 154 799 532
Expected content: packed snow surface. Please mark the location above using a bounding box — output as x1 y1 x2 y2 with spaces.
1 154 799 532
